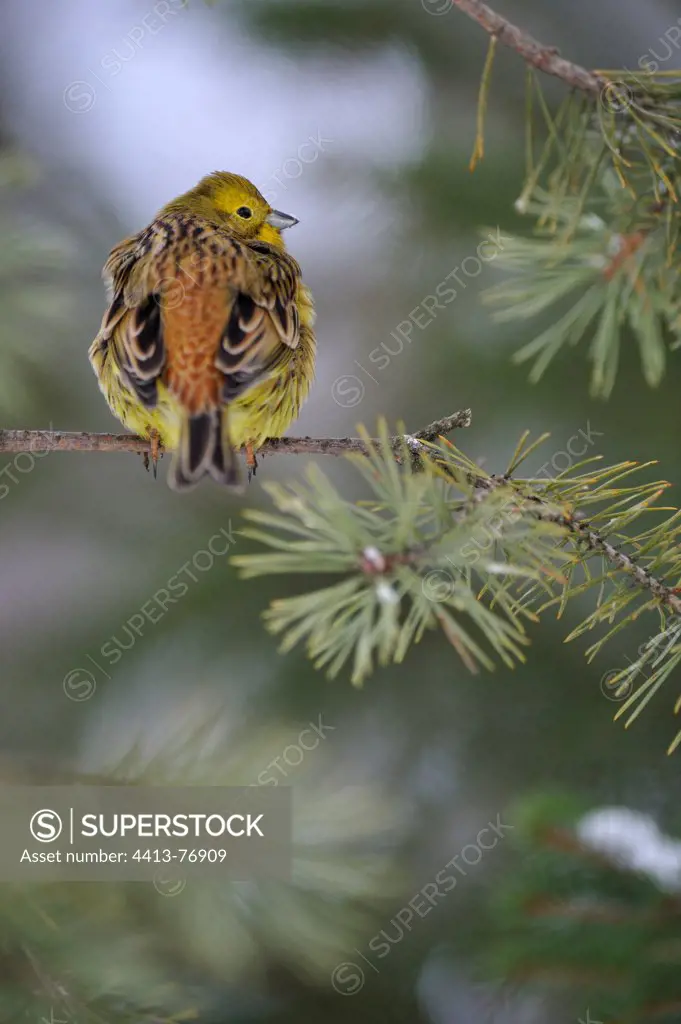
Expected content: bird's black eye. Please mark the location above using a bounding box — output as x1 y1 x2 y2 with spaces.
236 206 252 219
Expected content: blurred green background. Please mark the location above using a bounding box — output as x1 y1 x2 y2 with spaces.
1 1 681 1021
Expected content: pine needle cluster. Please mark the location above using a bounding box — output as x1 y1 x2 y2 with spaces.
483 69 681 397
233 421 681 752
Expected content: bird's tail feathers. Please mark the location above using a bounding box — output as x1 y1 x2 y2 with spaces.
169 409 242 492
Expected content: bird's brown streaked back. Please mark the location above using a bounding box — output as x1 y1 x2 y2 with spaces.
89 170 314 491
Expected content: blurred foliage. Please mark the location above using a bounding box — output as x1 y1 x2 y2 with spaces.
483 789 681 1023
235 0 471 73
0 150 78 419
1 709 407 1024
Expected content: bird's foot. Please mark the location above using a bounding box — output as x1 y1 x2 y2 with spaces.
149 429 162 479
245 443 258 483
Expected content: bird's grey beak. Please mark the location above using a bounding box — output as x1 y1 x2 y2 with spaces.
266 209 299 230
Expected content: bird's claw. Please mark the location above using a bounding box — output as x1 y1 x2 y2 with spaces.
246 444 258 483
141 430 162 479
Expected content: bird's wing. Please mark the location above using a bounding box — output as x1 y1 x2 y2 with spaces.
216 239 302 401
97 216 302 410
96 225 166 408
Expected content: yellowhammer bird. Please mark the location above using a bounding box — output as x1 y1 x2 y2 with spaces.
89 171 316 490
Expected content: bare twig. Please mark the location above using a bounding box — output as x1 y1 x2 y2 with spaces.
451 0 603 94
0 409 473 458
413 411 473 443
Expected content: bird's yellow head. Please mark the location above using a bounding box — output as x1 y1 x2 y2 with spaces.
163 171 298 248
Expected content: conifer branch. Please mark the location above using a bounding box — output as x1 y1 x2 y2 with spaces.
233 422 681 748
451 0 603 94
443 468 681 619
483 73 681 397
0 410 473 458
543 511 681 617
